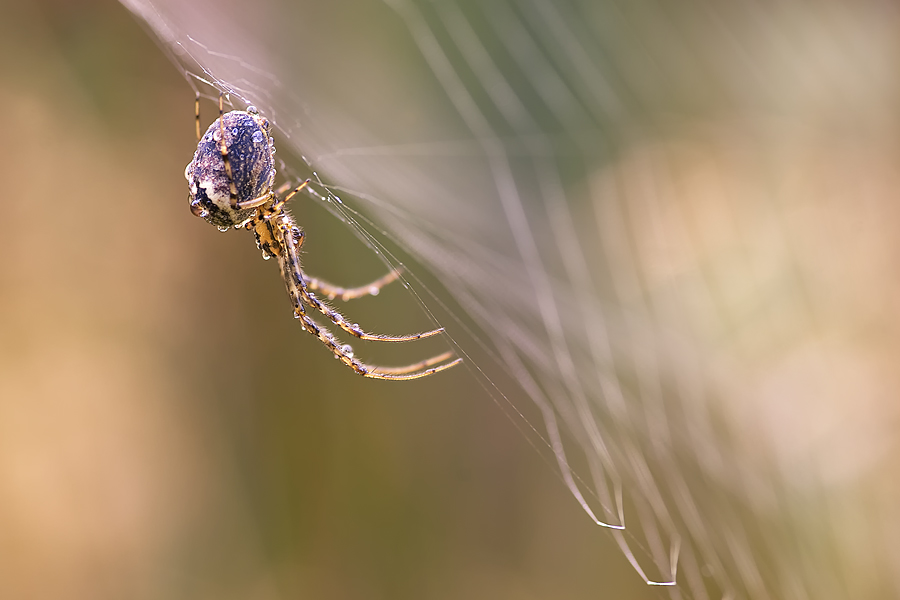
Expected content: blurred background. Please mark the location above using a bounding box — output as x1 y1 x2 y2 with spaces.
3 0 900 599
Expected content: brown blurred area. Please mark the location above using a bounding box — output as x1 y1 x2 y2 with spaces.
0 2 650 599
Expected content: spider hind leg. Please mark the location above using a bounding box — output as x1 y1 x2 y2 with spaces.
273 214 460 381
363 351 463 381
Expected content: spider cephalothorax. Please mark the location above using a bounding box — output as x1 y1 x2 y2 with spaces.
185 92 461 381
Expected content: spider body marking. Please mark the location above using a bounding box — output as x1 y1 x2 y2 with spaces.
184 93 462 381
186 108 275 230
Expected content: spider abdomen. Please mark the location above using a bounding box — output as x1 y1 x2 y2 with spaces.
185 110 275 229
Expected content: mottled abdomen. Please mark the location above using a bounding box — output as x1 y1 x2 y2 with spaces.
185 110 275 229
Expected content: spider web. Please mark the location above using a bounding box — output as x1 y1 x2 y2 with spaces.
121 0 900 598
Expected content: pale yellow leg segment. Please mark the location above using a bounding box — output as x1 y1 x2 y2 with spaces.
308 269 403 301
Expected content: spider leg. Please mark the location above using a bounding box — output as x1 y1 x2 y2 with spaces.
364 351 458 375
282 226 443 342
287 295 370 376
308 268 403 301
289 305 460 380
270 179 310 213
233 191 274 211
194 91 201 142
298 286 444 342
362 357 463 381
271 179 401 302
235 179 310 218
270 216 460 380
272 181 398 301
217 92 240 208
274 181 293 195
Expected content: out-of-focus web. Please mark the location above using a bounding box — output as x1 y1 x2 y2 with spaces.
385 0 688 590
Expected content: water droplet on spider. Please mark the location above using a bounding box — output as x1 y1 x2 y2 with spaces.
341 345 354 358
252 131 264 144
368 286 380 296
247 105 258 114
217 226 229 232
232 127 239 136
212 130 221 141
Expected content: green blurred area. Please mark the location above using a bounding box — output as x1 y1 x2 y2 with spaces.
0 2 651 599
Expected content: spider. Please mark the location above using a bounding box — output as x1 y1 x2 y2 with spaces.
184 92 462 381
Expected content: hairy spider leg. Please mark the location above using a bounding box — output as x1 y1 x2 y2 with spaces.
308 268 403 301
274 181 293 195
269 179 310 213
285 235 443 341
248 203 441 341
267 180 403 300
194 91 202 142
270 214 461 380
247 199 446 343
365 355 462 381
365 351 462 376
296 271 444 343
233 178 311 216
